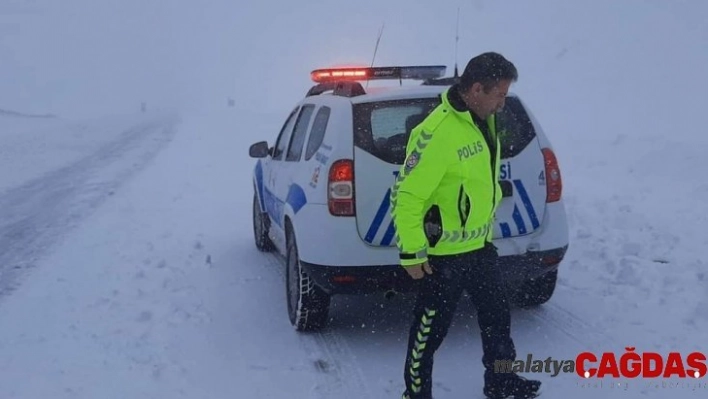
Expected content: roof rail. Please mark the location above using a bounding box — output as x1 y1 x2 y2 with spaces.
306 81 367 97
421 76 460 86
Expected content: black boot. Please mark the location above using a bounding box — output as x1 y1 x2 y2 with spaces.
483 370 541 399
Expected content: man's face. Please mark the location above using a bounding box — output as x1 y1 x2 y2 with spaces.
468 79 512 119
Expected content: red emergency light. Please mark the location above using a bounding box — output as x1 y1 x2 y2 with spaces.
311 68 369 82
310 65 447 83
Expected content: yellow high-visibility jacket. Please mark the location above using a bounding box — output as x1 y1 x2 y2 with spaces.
390 87 502 266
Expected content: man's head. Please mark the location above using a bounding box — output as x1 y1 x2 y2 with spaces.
458 52 518 119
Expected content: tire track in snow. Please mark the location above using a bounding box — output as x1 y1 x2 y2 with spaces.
517 300 613 352
260 249 612 397
305 328 372 399
0 116 179 298
263 252 373 399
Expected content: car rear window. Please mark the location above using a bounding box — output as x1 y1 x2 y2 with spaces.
495 96 537 159
353 98 440 165
352 94 537 164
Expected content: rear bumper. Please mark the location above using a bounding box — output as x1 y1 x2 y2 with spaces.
496 245 567 285
300 263 417 295
301 245 568 295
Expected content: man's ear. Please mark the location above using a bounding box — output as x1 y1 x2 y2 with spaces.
470 82 484 96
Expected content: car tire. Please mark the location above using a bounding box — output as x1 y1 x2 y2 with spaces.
511 269 558 308
253 192 274 252
285 223 330 332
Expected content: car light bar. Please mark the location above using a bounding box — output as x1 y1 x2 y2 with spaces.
311 65 447 83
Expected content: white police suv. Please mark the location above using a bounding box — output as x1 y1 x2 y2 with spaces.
249 65 569 331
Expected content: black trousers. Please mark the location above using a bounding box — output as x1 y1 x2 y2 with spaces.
403 243 516 397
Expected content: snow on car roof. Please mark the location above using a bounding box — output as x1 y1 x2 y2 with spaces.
348 85 448 103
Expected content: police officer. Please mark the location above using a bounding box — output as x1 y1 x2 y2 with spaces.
391 52 541 399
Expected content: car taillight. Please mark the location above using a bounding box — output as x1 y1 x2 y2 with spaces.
542 148 562 203
328 159 355 216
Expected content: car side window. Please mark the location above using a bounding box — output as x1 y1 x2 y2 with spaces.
272 107 299 161
286 104 315 162
304 106 331 160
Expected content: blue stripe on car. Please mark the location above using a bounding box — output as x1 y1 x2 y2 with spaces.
254 160 265 211
286 183 307 214
513 179 540 229
380 219 396 246
262 185 283 227
365 188 390 243
512 204 527 235
500 222 512 238
260 182 307 229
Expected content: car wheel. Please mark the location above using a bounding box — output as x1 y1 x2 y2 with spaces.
285 223 330 332
253 192 274 252
511 269 558 308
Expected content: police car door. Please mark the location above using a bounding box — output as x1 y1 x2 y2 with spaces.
279 103 316 228
263 106 299 252
492 96 547 239
351 97 440 247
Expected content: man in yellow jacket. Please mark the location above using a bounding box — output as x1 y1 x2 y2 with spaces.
392 52 541 399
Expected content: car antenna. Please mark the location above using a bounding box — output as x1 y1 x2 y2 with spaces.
366 22 385 89
454 6 460 78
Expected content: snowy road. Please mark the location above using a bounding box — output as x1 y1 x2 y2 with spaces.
0 116 178 297
1 108 705 398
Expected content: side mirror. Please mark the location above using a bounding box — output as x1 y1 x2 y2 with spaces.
249 141 269 158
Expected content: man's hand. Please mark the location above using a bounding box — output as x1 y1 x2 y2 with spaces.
405 261 433 279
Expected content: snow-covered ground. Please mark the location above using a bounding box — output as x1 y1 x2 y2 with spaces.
1 1 708 398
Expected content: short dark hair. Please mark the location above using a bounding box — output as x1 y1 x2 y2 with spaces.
459 52 518 92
